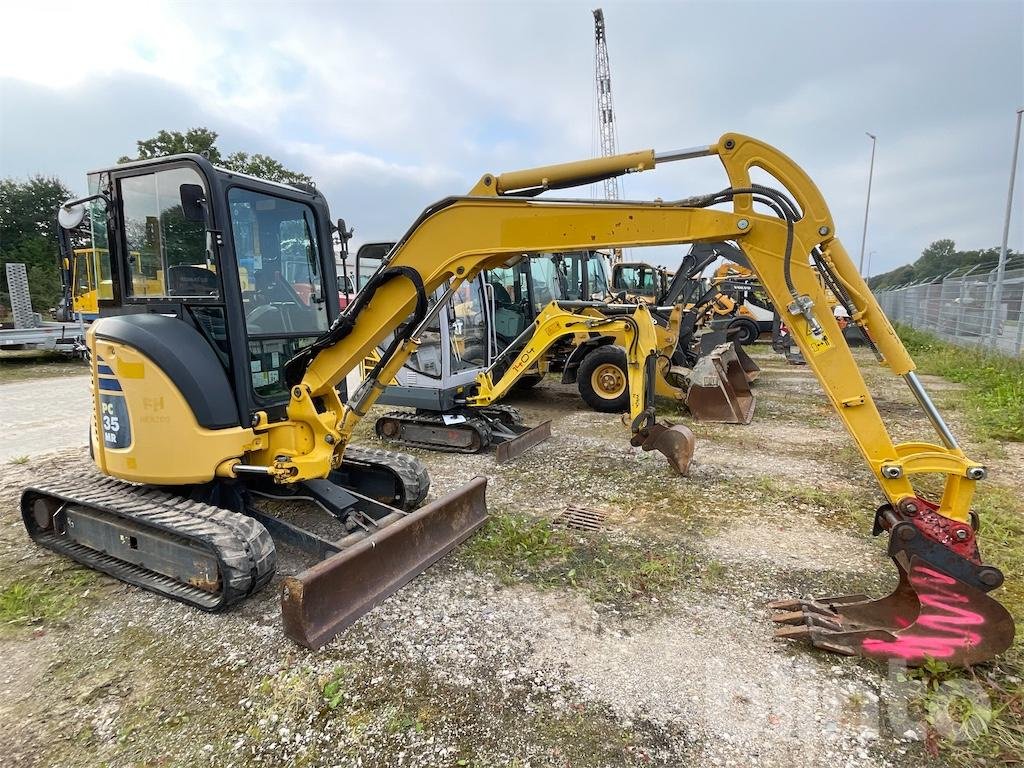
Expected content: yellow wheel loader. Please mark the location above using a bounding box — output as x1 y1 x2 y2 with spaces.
551 247 760 424
23 133 1014 666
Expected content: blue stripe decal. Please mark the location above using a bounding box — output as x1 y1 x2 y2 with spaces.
97 365 114 376
97 379 122 392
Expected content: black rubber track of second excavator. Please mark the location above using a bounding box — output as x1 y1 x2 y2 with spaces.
375 410 492 457
22 474 276 611
342 444 431 511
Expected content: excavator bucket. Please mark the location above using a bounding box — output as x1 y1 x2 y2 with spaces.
630 420 696 476
682 343 756 424
281 477 488 649
769 503 1015 667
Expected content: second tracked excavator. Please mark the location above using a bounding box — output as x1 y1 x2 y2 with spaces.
23 132 1014 665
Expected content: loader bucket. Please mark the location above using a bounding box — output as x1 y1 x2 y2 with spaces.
769 503 1015 667
281 476 488 649
630 420 696 476
732 342 761 383
684 343 756 424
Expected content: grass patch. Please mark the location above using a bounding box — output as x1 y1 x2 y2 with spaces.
7 455 29 465
896 324 1024 441
900 659 1024 767
460 512 691 610
300 655 674 767
0 569 97 628
745 476 878 533
973 485 1024 628
0 351 87 383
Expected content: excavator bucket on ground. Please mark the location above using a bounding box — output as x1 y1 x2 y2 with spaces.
280 477 489 649
630 421 696 476
769 500 1015 667
679 342 756 424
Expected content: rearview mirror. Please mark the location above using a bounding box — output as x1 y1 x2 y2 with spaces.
57 192 109 231
57 202 86 230
180 184 208 223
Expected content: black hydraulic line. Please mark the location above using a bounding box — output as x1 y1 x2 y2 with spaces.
285 265 428 387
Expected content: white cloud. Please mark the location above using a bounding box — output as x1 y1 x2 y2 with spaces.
1 0 1021 276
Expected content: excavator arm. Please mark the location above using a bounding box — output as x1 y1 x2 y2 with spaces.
252 133 1010 665
466 301 696 474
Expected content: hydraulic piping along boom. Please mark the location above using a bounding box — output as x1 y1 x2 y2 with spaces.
263 133 1010 666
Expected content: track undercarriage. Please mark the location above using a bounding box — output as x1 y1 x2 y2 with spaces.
375 405 552 462
22 445 487 648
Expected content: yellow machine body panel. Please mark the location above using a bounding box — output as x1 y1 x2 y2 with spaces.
89 332 258 485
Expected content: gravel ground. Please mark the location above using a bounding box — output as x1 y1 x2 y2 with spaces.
0 347 1015 767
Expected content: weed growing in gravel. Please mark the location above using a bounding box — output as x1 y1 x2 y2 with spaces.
460 512 693 610
303 654 666 767
899 658 1024 766
896 324 1024 441
0 569 97 628
746 477 877 532
7 455 29 465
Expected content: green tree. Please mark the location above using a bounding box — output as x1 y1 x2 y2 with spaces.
0 176 75 313
119 128 312 185
869 239 1021 289
916 239 959 275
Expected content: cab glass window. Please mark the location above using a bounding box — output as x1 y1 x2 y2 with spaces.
86 174 114 300
529 258 563 313
228 188 329 337
585 253 609 296
119 167 217 298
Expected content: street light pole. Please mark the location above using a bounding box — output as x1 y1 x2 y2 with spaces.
989 107 1024 349
867 249 877 279
858 132 877 275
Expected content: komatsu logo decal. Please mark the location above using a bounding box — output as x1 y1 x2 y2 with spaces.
96 355 131 449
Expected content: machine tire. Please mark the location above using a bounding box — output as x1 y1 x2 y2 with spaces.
512 374 544 390
729 318 761 345
577 346 629 413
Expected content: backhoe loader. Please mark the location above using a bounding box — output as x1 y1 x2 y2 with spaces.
367 245 758 454
23 133 1013 666
550 247 760 424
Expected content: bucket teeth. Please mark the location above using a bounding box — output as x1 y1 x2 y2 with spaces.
768 556 1015 667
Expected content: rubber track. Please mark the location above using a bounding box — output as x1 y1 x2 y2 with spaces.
22 474 276 611
376 411 493 456
342 444 431 510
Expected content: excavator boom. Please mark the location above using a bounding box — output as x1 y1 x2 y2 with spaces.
276 133 1010 664
31 132 1012 662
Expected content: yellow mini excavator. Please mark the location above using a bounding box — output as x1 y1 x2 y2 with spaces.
24 133 1013 665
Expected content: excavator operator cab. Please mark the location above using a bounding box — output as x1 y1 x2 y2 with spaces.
611 261 670 303
69 153 340 422
549 250 612 301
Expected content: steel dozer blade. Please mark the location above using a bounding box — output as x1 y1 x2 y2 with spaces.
630 420 696 475
769 503 1015 667
682 343 756 424
281 476 488 649
495 419 552 463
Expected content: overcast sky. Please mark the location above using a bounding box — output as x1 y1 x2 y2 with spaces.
1 0 1021 275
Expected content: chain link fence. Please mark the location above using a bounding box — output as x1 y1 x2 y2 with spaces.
873 258 1024 357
